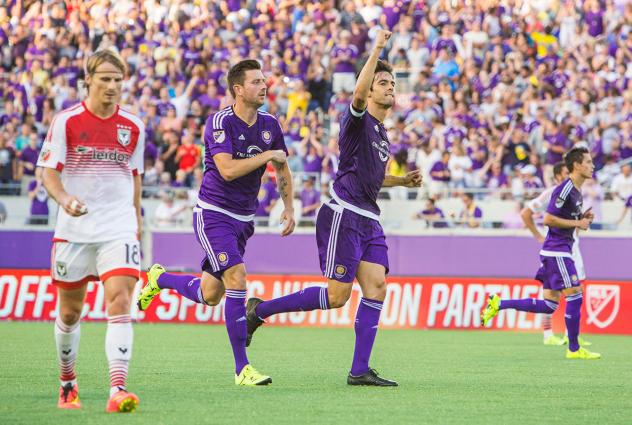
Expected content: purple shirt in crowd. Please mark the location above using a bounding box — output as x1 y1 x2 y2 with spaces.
300 188 321 217
332 45 359 73
20 146 39 176
255 180 278 217
28 180 49 216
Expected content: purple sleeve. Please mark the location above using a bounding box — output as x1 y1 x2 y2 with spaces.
626 197 632 208
546 184 565 216
204 115 233 156
28 180 37 191
474 207 482 219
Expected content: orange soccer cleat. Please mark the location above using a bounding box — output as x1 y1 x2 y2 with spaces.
58 383 81 409
105 389 139 413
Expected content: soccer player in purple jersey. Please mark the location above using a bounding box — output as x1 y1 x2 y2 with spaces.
245 30 422 386
137 60 296 385
482 147 601 360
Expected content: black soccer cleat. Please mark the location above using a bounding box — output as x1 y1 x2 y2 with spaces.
347 368 398 387
245 297 265 347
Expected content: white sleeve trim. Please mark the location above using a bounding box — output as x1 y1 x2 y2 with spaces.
349 103 366 118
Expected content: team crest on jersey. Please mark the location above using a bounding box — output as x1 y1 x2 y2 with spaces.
555 197 564 208
117 128 131 146
56 261 67 277
217 252 229 266
261 130 272 144
213 130 225 144
334 264 347 279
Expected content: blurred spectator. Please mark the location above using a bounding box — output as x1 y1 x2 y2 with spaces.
454 193 483 228
331 30 358 94
583 178 605 229
19 132 41 179
611 164 632 201
299 176 321 226
0 133 17 195
413 198 447 228
0 200 6 224
154 191 188 227
255 172 279 224
429 151 451 197
26 167 48 225
615 195 632 228
176 132 201 176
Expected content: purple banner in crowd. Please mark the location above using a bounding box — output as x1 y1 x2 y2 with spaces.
1 230 629 280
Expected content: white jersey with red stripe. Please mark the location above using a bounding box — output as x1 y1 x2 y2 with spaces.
37 102 144 243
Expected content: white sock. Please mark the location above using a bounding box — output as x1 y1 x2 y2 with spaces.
55 317 80 387
106 315 133 397
543 329 553 339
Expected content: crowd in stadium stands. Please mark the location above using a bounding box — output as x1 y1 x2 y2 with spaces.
1 0 632 225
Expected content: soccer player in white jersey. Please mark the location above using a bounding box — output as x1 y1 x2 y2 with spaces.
521 161 592 347
38 49 144 412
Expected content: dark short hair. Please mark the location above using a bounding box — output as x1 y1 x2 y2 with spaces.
564 147 589 173
553 161 566 177
462 193 474 200
355 59 394 86
227 59 261 98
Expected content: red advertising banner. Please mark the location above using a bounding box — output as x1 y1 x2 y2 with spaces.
0 270 630 334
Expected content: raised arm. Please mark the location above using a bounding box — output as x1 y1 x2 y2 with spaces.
352 30 392 112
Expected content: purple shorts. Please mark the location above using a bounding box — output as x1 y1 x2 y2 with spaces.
192 208 254 280
535 255 580 291
315 202 389 283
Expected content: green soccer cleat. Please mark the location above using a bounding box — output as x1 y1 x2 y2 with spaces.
543 335 565 346
562 335 592 346
137 264 165 311
566 347 601 360
481 294 501 326
235 364 272 386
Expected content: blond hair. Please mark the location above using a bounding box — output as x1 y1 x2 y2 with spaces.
85 49 127 76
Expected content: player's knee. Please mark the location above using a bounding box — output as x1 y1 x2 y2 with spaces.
543 299 559 314
328 287 351 308
107 291 132 315
364 280 387 302
59 309 81 326
222 268 247 290
203 286 224 306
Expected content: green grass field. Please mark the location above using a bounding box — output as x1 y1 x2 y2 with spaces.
1 322 631 425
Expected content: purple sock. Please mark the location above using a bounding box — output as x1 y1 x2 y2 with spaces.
255 286 330 320
350 298 383 376
500 298 558 314
565 293 583 352
224 289 249 374
157 273 207 305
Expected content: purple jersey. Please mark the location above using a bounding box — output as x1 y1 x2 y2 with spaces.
28 180 49 216
199 107 288 218
255 180 278 217
331 105 390 219
542 179 583 255
300 188 321 217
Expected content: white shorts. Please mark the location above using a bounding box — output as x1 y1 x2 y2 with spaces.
51 238 140 289
571 240 585 281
